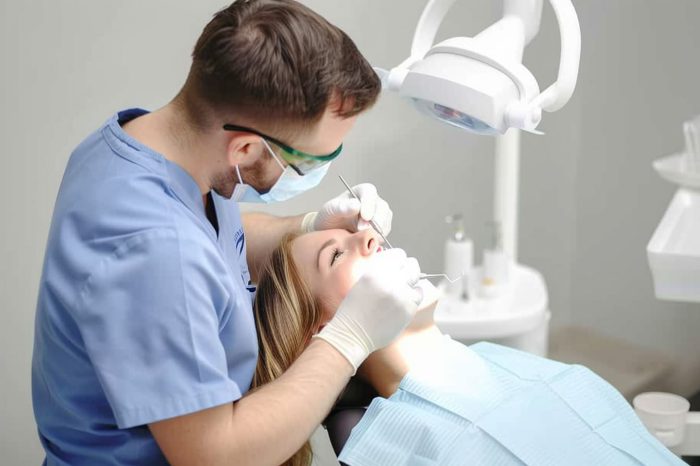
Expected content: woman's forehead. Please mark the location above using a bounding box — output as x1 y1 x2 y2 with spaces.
294 229 348 247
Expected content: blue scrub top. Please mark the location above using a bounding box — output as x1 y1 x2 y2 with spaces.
32 109 259 465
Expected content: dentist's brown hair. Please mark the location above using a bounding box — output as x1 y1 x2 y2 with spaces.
181 0 381 132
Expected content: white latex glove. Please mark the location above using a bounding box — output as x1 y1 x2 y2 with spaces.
313 249 422 373
302 183 393 238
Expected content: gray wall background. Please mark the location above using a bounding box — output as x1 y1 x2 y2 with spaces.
2 0 699 462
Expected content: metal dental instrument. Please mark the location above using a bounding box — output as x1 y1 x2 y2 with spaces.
419 272 465 283
339 176 462 285
338 175 393 249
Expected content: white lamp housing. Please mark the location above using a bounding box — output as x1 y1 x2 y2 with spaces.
381 0 581 135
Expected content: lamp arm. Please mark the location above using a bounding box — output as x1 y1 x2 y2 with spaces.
531 0 581 112
409 0 458 61
407 0 580 112
503 0 543 45
409 0 544 64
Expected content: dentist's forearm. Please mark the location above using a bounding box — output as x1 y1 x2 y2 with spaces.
150 339 353 466
229 339 353 465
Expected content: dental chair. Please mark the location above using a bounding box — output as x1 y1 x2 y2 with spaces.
323 378 377 459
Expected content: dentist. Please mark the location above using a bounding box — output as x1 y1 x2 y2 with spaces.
31 1 421 465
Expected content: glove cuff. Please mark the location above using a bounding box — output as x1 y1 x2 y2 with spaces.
313 326 371 375
301 211 319 234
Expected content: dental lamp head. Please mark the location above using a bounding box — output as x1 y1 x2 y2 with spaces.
377 0 581 135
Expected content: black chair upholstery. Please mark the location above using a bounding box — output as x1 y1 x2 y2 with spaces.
323 378 378 458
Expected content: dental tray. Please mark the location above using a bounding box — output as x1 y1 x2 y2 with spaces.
653 153 700 190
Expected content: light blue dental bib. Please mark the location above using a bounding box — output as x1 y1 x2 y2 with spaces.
339 340 683 466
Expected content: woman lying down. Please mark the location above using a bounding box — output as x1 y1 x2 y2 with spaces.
251 229 683 466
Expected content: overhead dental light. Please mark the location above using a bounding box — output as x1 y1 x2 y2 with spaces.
378 0 581 135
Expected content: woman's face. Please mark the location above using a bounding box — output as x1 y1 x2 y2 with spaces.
291 228 383 328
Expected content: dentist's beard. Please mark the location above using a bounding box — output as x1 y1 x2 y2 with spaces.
210 166 237 199
210 161 269 199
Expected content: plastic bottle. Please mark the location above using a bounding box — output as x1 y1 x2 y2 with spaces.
444 214 473 300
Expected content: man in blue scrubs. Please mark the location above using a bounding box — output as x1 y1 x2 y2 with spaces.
32 1 422 465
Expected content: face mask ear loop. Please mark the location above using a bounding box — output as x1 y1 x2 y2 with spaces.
260 139 286 171
235 165 244 184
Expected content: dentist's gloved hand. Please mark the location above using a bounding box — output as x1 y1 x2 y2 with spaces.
313 249 422 373
302 183 393 238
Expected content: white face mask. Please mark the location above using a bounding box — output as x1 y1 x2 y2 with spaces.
231 140 331 203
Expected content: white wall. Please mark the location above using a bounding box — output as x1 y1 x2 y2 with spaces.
1 1 699 463
569 0 700 395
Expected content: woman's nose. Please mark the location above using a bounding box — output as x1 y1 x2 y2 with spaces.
352 229 378 256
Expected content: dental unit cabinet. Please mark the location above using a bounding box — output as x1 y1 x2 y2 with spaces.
373 0 700 458
648 114 700 303
434 216 550 357
635 115 700 457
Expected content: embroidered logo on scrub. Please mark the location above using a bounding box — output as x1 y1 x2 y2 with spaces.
234 228 256 294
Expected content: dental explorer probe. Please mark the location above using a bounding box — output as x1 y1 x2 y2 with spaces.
338 175 393 248
419 272 465 283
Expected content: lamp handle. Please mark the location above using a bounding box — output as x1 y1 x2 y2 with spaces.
531 0 581 112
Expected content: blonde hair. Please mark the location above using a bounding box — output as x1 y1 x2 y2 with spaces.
252 233 324 466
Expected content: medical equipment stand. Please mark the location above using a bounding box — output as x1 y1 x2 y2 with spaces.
380 0 579 356
434 129 551 357
671 412 700 457
637 115 700 457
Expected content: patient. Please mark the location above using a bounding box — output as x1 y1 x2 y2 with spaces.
252 229 683 466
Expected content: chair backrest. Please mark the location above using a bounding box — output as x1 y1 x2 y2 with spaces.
323 378 378 456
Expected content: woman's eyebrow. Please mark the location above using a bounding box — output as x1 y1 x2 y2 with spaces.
317 238 337 270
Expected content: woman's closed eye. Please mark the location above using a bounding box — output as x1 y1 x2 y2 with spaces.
330 248 344 266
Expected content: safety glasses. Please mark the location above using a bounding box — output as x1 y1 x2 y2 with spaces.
223 124 343 176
